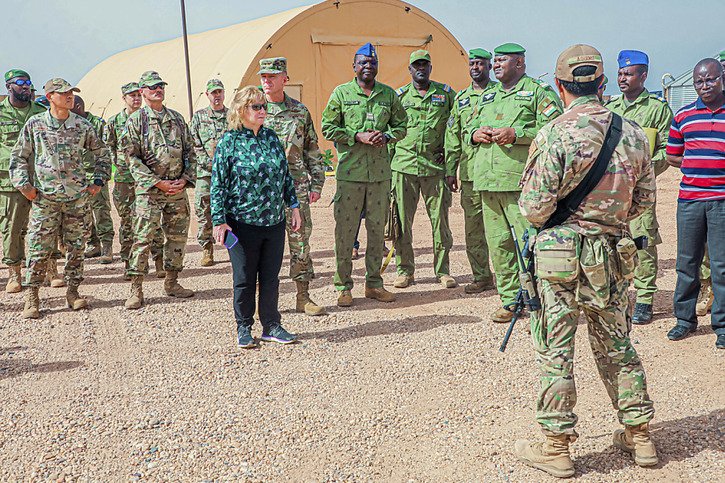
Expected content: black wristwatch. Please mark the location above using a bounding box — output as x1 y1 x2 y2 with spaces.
93 179 104 187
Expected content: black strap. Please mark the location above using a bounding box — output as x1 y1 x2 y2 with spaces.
542 113 623 230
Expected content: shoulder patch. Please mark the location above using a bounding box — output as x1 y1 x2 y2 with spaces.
442 84 451 93
535 78 554 90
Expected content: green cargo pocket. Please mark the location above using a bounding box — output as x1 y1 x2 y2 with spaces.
534 227 580 282
616 237 638 281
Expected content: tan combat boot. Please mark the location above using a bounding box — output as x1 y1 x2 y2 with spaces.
364 285 396 303
613 423 658 467
337 290 353 307
465 278 496 294
514 433 576 478
295 281 326 316
696 283 714 317
492 307 514 323
154 257 166 278
22 286 41 319
84 244 101 258
200 245 214 267
5 265 22 293
124 275 144 310
164 270 194 298
44 260 66 288
393 274 414 288
66 285 89 310
99 242 113 264
439 275 458 288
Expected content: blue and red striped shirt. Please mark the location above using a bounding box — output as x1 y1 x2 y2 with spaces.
667 98 725 201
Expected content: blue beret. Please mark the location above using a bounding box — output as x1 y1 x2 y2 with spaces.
355 42 377 58
618 50 649 69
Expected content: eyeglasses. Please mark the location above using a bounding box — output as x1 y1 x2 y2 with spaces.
10 79 32 86
249 103 267 111
147 84 165 91
693 77 722 88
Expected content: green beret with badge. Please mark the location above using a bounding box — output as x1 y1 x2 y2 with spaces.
494 43 526 56
4 69 31 82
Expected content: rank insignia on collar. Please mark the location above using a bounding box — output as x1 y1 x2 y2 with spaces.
458 98 471 109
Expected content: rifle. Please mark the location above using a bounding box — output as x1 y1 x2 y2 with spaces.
499 225 541 352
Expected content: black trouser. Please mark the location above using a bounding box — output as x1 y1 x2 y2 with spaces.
674 200 725 335
228 218 285 330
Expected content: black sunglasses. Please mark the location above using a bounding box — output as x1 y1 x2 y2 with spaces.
250 103 267 111
10 79 32 86
147 84 165 91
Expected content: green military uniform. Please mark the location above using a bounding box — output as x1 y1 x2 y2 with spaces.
606 89 673 305
321 77 407 291
82 112 114 251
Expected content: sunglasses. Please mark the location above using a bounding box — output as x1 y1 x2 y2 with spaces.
249 103 267 111
147 84 165 91
10 79 32 86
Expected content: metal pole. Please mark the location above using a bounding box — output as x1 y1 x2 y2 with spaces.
180 0 194 119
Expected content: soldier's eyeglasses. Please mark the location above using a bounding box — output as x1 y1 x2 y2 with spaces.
250 103 267 111
11 79 32 86
147 84 165 91
693 78 721 88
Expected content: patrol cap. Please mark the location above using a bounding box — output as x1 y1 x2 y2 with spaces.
494 43 526 56
258 57 287 75
139 70 167 88
469 48 492 60
409 49 431 64
355 42 377 59
555 44 604 82
617 50 649 69
43 78 80 95
206 78 224 92
121 82 140 95
719 50 725 62
5 69 30 82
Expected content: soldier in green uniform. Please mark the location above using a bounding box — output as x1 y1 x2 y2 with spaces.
515 45 657 478
391 49 456 289
190 78 228 267
444 49 497 294
606 50 673 324
321 42 407 307
10 78 111 318
259 57 327 316
72 95 114 263
121 71 196 309
466 43 563 323
0 69 46 293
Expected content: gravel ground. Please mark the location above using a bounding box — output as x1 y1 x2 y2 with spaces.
1 169 723 482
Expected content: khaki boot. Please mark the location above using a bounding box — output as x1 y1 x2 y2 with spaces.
337 290 353 307
295 281 326 316
99 243 113 264
22 286 41 319
45 260 66 288
393 274 414 288
164 270 194 298
696 283 714 317
124 276 144 310
492 307 514 323
5 265 22 293
154 257 166 278
465 278 496 294
613 423 658 467
514 434 576 479
84 244 101 258
66 285 88 310
439 275 458 288
200 245 214 267
364 285 396 303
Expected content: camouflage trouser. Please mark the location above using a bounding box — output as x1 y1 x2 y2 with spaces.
194 177 214 249
532 234 655 436
700 245 711 283
286 191 315 282
0 190 31 266
392 171 453 278
628 203 662 304
127 190 190 276
459 181 493 283
113 181 163 263
84 184 114 247
26 194 89 287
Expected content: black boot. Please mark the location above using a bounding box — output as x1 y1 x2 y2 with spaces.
632 303 653 325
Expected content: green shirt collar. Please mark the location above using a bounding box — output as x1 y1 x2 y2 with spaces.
350 78 384 98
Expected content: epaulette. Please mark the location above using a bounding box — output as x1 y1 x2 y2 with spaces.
396 85 409 97
650 93 667 103
534 78 554 90
442 83 451 93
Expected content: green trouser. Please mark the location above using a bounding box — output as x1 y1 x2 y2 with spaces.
460 181 493 282
0 190 30 266
334 179 388 291
392 171 452 278
700 246 711 283
113 181 163 263
629 203 662 304
85 184 114 247
481 190 528 307
286 191 315 282
194 177 214 249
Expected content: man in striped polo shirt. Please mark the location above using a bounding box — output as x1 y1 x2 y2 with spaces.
666 58 725 349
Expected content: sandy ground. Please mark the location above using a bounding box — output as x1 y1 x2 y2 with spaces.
0 167 723 482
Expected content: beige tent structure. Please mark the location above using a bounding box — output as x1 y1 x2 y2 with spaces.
78 0 470 154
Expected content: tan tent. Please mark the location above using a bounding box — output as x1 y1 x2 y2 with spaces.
78 0 470 154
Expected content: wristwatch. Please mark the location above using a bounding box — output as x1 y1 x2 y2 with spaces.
93 179 104 187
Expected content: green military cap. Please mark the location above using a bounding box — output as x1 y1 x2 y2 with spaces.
206 78 224 92
409 49 431 64
121 82 140 95
469 48 492 60
139 70 167 88
494 43 526 56
43 78 80 95
4 69 30 82
602 75 609 86
258 57 287 75
720 50 725 61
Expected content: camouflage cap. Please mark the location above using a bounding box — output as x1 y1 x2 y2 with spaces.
5 69 31 82
555 44 603 82
121 82 140 95
43 78 80 95
206 78 224 92
138 70 167 88
258 57 287 75
409 49 431 64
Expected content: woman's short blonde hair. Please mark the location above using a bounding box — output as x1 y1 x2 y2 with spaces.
227 85 266 130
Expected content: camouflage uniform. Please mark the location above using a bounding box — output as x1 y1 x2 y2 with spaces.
519 95 656 436
82 112 114 250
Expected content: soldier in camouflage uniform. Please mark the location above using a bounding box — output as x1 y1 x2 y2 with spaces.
72 95 115 263
260 57 327 316
10 78 111 318
190 78 228 267
106 82 165 279
121 71 196 309
514 45 657 478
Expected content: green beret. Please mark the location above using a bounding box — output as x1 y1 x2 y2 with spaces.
602 75 609 86
4 69 30 82
409 49 431 64
258 57 287 75
139 71 167 88
720 50 725 62
121 82 140 95
206 79 224 92
494 43 526 56
469 48 492 60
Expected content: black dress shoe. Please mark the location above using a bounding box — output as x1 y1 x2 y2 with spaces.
632 303 653 325
667 324 696 341
716 334 725 349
